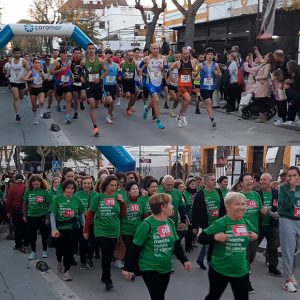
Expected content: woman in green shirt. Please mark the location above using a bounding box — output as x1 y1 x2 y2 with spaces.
198 192 258 300
123 193 192 300
49 176 61 198
50 179 85 281
84 175 126 291
23 174 52 260
56 168 75 194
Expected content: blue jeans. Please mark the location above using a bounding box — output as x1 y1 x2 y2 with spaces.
197 244 208 264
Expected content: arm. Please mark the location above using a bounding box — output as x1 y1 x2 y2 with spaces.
254 49 264 64
169 61 180 71
255 64 271 81
23 70 33 81
174 239 188 264
83 210 95 234
198 231 215 245
52 61 61 75
100 59 108 80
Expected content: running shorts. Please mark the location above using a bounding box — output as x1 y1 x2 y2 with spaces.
146 83 162 96
30 87 44 96
178 86 192 96
56 85 72 96
42 80 54 93
168 85 178 92
86 84 102 101
200 89 214 100
10 82 26 90
122 80 135 95
104 85 117 100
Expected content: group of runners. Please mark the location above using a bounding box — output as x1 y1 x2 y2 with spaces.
3 43 225 136
1 165 299 299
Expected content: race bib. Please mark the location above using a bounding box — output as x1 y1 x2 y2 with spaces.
106 76 116 84
232 224 248 236
180 75 191 83
204 78 214 86
33 76 43 85
158 225 171 238
88 74 99 82
246 200 258 209
130 204 139 212
46 74 53 80
210 209 219 217
73 82 82 86
124 72 134 79
61 75 70 83
294 207 300 217
35 196 44 203
150 71 161 80
104 198 115 206
64 209 75 218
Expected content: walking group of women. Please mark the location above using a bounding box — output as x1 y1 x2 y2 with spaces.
1 165 299 299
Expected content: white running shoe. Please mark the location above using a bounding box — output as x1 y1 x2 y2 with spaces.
177 116 183 128
116 98 121 106
291 275 299 286
284 121 294 125
33 117 39 125
106 115 113 124
63 271 72 281
283 280 297 293
181 116 188 126
39 107 45 118
113 260 124 269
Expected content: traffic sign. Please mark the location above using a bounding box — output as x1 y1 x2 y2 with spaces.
52 160 62 171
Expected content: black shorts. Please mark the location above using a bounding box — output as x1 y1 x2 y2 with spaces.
30 87 44 96
193 84 200 89
56 85 72 96
200 89 214 100
143 85 149 98
42 80 54 93
162 78 167 88
10 82 26 90
168 85 178 92
122 80 135 95
86 84 102 101
104 85 117 100
72 83 86 93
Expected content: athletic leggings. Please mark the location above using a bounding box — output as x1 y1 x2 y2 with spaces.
97 236 118 284
205 267 249 300
79 225 95 264
27 215 50 252
141 270 171 300
54 229 78 272
122 234 134 261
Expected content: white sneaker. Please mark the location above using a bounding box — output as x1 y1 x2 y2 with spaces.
273 119 282 125
113 260 124 269
42 251 48 258
284 121 294 125
291 275 299 286
116 98 121 106
177 116 183 128
33 117 39 125
283 280 297 293
39 107 45 118
106 115 113 124
181 116 188 126
63 271 72 281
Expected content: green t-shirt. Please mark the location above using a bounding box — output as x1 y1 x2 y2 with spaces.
133 215 179 273
138 195 151 214
183 191 193 207
0 189 3 200
75 190 98 212
260 191 272 226
203 189 221 226
158 187 184 227
24 189 52 217
221 188 229 198
49 194 84 230
90 193 121 238
121 196 149 236
204 215 251 277
241 191 262 233
49 189 60 199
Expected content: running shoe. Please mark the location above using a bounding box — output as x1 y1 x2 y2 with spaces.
181 116 188 126
197 261 207 270
143 106 149 120
156 119 165 129
170 109 177 117
42 251 48 258
212 121 216 128
57 261 63 273
106 115 113 124
116 98 121 106
130 107 136 113
56 104 61 112
80 263 88 270
80 102 85 110
164 102 169 109
73 112 78 119
16 114 21 121
93 127 100 137
291 275 299 286
248 282 255 294
63 271 72 281
284 121 294 125
177 116 183 128
268 268 282 277
62 104 66 113
126 109 133 116
33 117 39 125
39 107 45 118
65 115 71 124
195 107 201 114
28 251 37 260
283 280 297 293
105 282 113 291
113 260 124 269
87 260 95 270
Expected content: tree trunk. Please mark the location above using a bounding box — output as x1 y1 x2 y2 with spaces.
13 147 22 173
266 146 285 180
184 11 197 48
145 22 156 49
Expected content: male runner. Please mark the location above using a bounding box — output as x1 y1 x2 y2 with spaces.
168 52 180 118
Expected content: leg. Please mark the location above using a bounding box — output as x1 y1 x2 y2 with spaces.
88 98 97 126
230 273 249 300
179 92 191 115
39 215 50 251
79 230 88 265
65 92 72 115
27 217 38 252
72 91 79 114
11 87 21 114
11 212 23 248
204 98 214 119
205 267 229 300
151 93 160 118
265 226 279 271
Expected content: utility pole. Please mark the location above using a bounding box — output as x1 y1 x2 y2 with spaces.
139 146 142 174
175 146 179 179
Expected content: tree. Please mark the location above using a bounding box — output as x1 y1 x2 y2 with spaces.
266 146 285 180
0 146 15 173
135 0 167 49
171 0 205 48
36 146 52 172
279 0 300 10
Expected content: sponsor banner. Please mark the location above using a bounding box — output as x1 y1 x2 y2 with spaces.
10 24 75 36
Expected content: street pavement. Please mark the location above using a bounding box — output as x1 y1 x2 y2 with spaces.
0 87 299 146
0 225 299 300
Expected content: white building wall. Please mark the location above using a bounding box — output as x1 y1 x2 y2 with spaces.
290 146 300 166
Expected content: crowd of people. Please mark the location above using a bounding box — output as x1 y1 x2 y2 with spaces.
1 42 299 136
0 165 299 299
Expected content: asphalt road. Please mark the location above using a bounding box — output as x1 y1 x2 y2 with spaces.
0 226 299 300
0 87 299 146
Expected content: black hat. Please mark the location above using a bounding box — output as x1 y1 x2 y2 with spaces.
50 123 60 132
36 261 49 272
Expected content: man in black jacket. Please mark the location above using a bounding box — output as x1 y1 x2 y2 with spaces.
161 37 170 56
257 173 282 277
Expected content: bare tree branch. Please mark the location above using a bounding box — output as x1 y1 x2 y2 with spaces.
171 0 187 16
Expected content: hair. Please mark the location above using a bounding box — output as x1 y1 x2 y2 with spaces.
186 177 197 186
62 167 74 183
100 175 118 193
205 47 215 55
162 175 174 184
13 47 21 53
125 181 139 193
127 172 139 183
174 179 184 189
62 179 78 193
287 60 298 76
238 173 253 184
87 43 95 47
59 47 66 54
224 191 246 207
72 47 81 53
252 173 261 182
181 47 190 53
287 166 300 176
51 176 61 190
28 174 48 190
94 180 102 193
32 58 40 64
217 176 228 184
144 178 158 190
105 49 113 55
149 193 171 215
272 68 285 82
143 47 150 53
265 53 275 72
115 172 127 185
203 173 215 182
133 47 140 53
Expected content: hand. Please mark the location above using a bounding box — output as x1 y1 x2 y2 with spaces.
214 232 228 242
142 190 148 196
61 66 66 72
260 206 269 215
51 230 60 238
81 77 86 83
249 231 258 241
192 228 198 236
94 78 100 84
23 217 27 223
122 270 135 280
117 194 124 203
83 233 89 240
253 46 258 52
184 261 192 271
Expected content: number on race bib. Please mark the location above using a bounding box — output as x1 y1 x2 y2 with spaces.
73 82 82 86
35 196 44 203
294 207 300 217
106 76 116 84
104 198 115 206
88 74 99 82
61 75 70 83
210 209 219 217
232 224 248 236
130 204 139 212
180 75 191 83
47 74 53 80
246 200 258 209
158 225 171 238
204 78 214 86
33 77 43 85
124 72 134 79
64 209 75 218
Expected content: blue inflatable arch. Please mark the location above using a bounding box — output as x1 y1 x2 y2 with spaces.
0 23 94 50
96 146 136 172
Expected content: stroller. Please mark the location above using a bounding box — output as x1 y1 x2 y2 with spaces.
239 92 277 120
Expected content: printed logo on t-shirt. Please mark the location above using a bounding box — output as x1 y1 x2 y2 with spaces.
246 200 258 209
130 204 139 212
35 196 44 203
104 198 115 206
294 207 300 217
210 209 219 217
158 225 171 238
231 224 248 236
64 209 75 218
